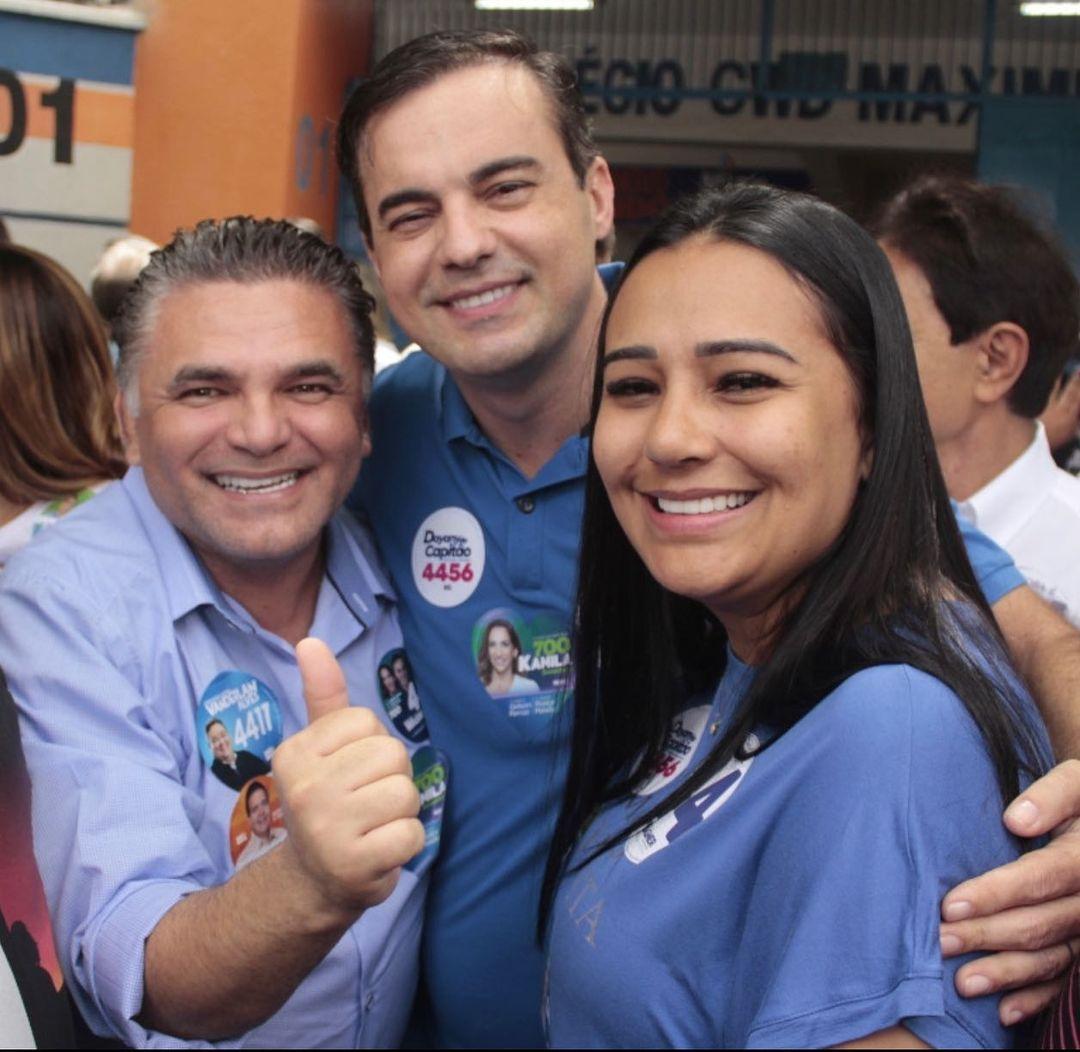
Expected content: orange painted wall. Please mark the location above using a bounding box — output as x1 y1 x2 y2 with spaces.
285 1 374 223
130 0 372 244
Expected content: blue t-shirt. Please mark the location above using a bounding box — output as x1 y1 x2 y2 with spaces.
354 269 1025 1047
546 653 1047 1049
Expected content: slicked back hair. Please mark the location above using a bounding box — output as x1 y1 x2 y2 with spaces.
873 175 1080 418
337 29 598 243
113 217 375 410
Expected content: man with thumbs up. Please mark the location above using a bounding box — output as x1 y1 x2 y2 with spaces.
0 218 440 1047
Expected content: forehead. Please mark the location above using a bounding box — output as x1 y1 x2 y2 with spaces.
359 62 567 194
144 280 356 372
609 238 831 350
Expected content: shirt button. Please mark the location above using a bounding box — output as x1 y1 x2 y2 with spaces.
516 496 536 514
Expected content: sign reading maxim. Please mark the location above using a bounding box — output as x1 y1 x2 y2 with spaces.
574 46 1080 150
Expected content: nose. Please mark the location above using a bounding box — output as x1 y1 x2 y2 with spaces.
225 392 292 456
438 196 496 270
643 384 719 468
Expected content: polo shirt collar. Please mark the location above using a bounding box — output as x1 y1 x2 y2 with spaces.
960 423 1058 544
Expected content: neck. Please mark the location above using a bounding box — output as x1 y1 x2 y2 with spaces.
452 272 606 478
936 408 1036 502
200 540 326 647
0 495 30 529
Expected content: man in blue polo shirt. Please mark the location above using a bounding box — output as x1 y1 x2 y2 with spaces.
340 29 1080 1047
0 218 435 1047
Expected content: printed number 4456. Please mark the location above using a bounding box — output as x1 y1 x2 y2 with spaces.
422 562 474 583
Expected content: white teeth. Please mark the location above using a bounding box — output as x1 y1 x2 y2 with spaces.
451 284 515 310
656 493 754 515
214 472 299 494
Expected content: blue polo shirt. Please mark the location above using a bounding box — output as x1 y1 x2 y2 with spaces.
355 318 1024 1049
546 650 1050 1048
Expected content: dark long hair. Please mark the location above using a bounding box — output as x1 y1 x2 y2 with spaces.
539 181 1048 938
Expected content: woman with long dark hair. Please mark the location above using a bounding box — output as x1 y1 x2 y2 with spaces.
540 183 1050 1048
0 244 125 567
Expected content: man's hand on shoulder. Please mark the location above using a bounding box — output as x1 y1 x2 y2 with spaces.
273 637 425 922
941 761 1080 1024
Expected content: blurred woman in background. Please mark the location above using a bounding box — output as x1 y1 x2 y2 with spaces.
0 244 125 567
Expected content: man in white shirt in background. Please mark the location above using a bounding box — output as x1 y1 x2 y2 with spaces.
877 174 1080 625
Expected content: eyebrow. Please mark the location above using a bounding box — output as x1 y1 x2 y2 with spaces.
167 366 233 393
286 359 347 384
469 155 540 186
166 359 346 391
375 156 541 223
602 339 799 367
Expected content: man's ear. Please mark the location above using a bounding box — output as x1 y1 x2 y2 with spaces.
585 155 615 244
973 322 1029 406
114 389 141 466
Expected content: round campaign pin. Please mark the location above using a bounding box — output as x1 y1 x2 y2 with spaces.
197 671 284 792
411 506 485 608
634 705 711 796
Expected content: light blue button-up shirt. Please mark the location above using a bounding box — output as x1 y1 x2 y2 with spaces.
0 468 436 1048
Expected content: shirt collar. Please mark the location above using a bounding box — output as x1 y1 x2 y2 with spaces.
961 423 1058 543
321 511 395 629
123 468 225 623
122 467 392 630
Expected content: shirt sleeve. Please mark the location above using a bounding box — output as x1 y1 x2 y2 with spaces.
735 665 1018 1049
0 568 224 1048
956 507 1024 604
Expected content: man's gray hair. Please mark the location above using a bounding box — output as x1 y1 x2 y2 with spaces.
114 217 375 410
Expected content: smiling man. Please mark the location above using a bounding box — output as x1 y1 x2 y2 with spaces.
0 218 438 1047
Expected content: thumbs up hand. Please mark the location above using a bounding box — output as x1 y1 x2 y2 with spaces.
272 638 425 918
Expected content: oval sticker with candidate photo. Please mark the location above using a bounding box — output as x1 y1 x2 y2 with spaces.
406 745 448 872
376 648 428 743
197 671 284 791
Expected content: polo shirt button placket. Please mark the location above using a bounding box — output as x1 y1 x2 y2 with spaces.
516 496 536 514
